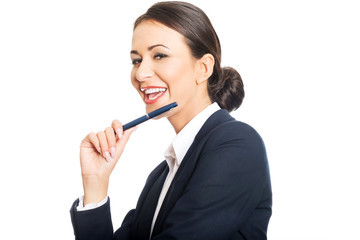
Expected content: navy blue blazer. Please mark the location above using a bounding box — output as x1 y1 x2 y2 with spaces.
70 109 272 239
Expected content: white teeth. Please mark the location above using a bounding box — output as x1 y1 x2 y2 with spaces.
141 88 166 94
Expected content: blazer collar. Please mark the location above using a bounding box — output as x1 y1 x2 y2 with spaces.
194 109 234 142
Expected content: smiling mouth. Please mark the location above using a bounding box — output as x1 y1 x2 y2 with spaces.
141 87 167 104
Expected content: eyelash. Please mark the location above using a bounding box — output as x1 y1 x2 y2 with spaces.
131 53 168 65
154 53 168 60
132 58 142 65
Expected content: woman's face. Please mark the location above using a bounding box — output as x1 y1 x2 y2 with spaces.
130 20 203 120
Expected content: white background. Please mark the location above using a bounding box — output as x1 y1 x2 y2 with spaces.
1 0 359 239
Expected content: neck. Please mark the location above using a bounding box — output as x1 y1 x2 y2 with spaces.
167 97 212 134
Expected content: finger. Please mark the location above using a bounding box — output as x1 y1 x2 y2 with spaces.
113 126 135 159
80 132 101 154
87 132 101 154
112 119 123 139
105 127 116 158
97 131 111 162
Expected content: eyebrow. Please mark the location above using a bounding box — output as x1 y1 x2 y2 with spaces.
130 44 169 55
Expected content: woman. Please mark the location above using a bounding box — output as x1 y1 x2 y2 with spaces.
70 2 272 239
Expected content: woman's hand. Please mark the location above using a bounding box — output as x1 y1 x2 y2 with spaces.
79 120 134 205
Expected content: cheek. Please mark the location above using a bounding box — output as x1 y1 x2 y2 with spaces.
130 69 138 88
164 59 189 77
162 60 195 87
130 69 143 98
167 63 196 94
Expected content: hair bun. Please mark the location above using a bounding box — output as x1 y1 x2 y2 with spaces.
214 67 244 112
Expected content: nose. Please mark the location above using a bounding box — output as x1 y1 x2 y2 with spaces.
135 57 154 82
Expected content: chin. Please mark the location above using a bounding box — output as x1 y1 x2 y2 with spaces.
145 99 170 112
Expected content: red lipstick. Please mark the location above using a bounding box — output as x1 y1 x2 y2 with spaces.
141 86 167 104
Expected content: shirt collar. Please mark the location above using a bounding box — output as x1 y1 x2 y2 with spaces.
164 103 220 170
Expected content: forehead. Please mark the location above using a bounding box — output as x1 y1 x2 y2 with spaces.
131 20 186 49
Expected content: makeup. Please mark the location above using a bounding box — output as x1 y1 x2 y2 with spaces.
122 102 178 131
141 86 167 104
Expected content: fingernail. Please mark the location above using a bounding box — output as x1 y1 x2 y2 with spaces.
116 128 123 139
104 151 112 162
110 147 116 158
97 147 101 154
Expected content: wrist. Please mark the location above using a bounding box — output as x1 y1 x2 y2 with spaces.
82 175 109 205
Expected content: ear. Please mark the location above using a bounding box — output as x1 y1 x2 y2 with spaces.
196 53 215 85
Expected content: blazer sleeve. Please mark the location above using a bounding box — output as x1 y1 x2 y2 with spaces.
153 122 272 240
70 197 135 240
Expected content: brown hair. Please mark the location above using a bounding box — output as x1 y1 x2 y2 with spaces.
134 1 244 112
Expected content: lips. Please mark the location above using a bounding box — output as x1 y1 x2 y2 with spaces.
141 86 167 104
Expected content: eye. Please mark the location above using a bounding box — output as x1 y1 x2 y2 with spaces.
154 53 168 60
131 58 142 65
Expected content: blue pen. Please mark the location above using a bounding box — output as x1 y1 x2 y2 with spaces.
122 102 178 131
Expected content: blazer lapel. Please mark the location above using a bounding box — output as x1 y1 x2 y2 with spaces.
131 162 169 240
152 109 235 237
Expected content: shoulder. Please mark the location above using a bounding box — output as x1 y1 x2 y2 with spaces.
196 109 265 150
204 119 266 153
195 119 269 179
